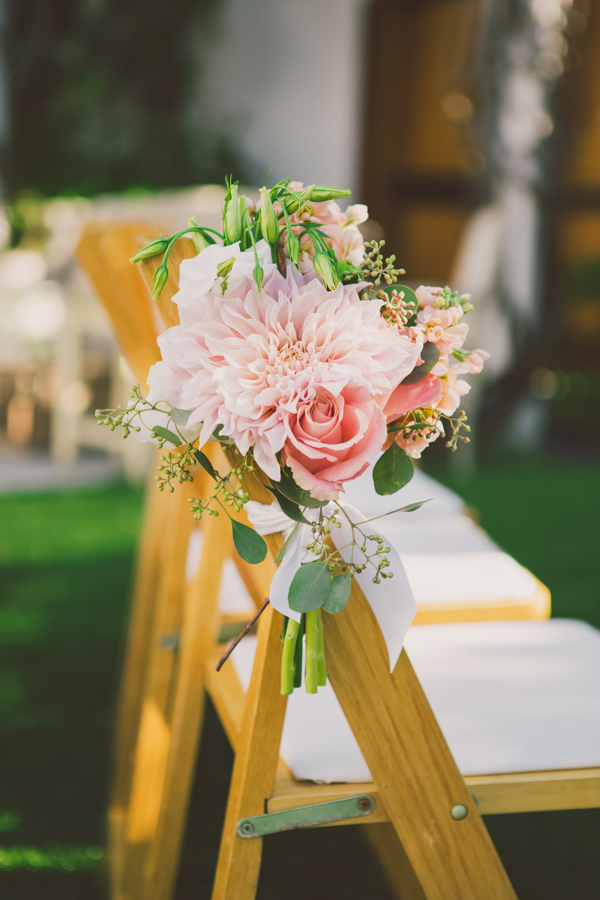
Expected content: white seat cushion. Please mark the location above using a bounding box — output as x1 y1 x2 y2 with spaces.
230 619 600 783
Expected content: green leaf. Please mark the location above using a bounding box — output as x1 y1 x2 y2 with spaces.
288 561 331 613
322 573 352 614
193 449 219 481
152 425 182 446
231 519 267 565
171 407 192 427
395 500 431 513
267 484 311 525
359 498 431 525
276 469 328 509
373 443 414 495
401 342 441 384
274 523 300 564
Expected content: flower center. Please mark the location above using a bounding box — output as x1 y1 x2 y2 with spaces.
266 337 311 375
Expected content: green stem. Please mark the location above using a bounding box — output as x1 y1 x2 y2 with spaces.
316 609 327 686
293 615 305 689
281 617 301 695
305 609 319 694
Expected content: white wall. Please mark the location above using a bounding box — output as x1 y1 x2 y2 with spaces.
197 0 370 198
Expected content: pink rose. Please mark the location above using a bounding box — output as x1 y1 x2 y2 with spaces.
282 385 387 501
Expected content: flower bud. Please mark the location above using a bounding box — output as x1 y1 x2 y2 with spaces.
239 195 252 233
239 195 253 250
188 217 209 253
129 237 169 264
286 231 301 268
284 184 314 215
223 183 242 244
309 186 351 202
259 187 279 246
253 263 264 293
313 252 339 289
152 264 169 300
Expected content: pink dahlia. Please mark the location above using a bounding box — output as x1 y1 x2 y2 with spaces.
147 268 421 499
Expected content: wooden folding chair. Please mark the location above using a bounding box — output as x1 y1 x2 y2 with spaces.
79 226 600 900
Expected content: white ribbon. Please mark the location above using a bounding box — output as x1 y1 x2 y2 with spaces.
245 499 416 672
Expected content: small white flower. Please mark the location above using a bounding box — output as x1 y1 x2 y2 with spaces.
174 239 276 310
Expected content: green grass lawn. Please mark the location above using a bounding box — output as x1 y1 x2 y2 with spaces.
0 456 598 899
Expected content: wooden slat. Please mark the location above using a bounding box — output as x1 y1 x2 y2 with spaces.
413 575 550 625
467 767 600 815
77 223 162 387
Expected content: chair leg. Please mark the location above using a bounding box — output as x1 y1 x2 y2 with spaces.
141 507 231 900
362 823 427 900
211 604 287 900
109 456 167 892
117 484 195 900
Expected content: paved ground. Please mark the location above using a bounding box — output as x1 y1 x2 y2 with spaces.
0 447 123 493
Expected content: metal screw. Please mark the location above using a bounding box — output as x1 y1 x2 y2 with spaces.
358 797 373 812
240 821 254 835
159 632 180 652
450 804 469 821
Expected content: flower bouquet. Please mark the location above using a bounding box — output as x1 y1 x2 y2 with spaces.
97 176 487 694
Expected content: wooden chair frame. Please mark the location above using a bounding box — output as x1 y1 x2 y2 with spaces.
77 224 600 900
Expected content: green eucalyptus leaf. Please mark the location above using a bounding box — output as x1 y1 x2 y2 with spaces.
171 407 192 427
152 425 182 446
276 469 328 509
322 573 352 614
231 519 267 565
373 443 414 496
401 342 441 385
359 499 432 525
288 561 331 613
267 484 311 525
193 449 219 481
396 500 431 513
274 523 301 564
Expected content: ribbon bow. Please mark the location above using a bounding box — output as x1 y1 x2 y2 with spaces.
244 499 416 672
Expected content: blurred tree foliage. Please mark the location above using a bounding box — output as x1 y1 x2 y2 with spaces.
3 0 240 198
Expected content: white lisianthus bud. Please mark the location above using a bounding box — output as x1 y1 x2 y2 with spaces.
310 186 351 202
187 217 209 253
284 184 314 215
152 264 169 300
313 252 339 289
130 238 169 264
259 187 279 246
286 231 301 268
224 183 242 245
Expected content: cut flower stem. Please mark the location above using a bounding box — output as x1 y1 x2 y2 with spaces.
281 617 301 694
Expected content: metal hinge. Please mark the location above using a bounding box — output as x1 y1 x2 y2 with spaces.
237 794 375 838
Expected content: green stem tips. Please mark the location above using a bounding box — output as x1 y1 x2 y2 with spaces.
281 609 327 695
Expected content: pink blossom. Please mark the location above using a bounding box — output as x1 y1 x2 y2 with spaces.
435 368 471 416
379 374 443 422
394 416 444 459
413 304 468 354
149 268 421 494
456 349 490 375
